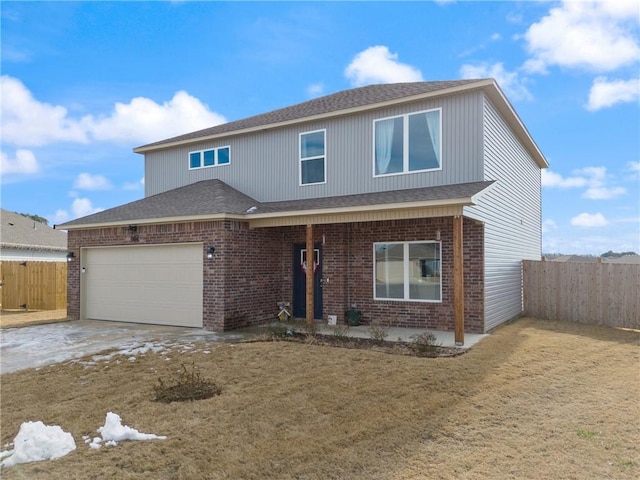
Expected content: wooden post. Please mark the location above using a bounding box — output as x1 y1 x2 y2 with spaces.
453 215 465 345
306 224 314 326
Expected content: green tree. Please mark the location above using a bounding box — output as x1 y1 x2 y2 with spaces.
18 212 49 226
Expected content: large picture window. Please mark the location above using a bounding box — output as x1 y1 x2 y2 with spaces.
374 241 441 302
374 109 441 176
300 130 326 185
189 146 231 170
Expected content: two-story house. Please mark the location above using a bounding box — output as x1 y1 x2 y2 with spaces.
59 79 548 342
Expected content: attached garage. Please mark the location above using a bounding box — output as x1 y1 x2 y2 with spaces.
82 243 203 328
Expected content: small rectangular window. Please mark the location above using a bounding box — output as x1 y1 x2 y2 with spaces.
374 109 441 176
374 241 441 302
188 146 231 170
189 152 201 169
300 130 326 185
203 150 215 167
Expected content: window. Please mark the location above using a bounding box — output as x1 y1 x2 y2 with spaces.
374 241 441 302
373 109 441 176
189 146 231 170
300 130 326 185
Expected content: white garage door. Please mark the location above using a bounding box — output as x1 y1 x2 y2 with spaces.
84 244 203 327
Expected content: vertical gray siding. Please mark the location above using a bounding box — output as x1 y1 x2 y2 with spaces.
144 92 485 200
465 96 542 332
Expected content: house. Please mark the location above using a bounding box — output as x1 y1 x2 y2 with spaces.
1 209 68 310
58 79 548 342
1 209 67 262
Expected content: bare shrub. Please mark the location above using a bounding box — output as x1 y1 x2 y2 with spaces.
153 363 221 403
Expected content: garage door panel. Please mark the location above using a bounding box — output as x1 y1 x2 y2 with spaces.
84 244 203 327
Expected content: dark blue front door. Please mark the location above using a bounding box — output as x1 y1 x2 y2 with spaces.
293 243 323 319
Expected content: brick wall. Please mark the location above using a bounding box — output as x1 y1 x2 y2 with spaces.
67 221 283 331
68 216 484 333
271 218 484 333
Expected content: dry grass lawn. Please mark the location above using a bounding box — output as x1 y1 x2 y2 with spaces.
1 317 638 479
0 309 68 329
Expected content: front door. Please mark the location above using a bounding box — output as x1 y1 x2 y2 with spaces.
293 243 323 319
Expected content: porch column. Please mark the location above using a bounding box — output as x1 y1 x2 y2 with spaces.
306 224 314 326
453 215 465 345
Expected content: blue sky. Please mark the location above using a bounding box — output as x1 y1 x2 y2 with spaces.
1 0 638 255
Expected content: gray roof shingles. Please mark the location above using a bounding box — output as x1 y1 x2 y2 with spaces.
136 80 484 150
58 179 494 228
1 209 67 250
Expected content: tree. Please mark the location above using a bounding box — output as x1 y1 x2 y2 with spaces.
18 213 49 226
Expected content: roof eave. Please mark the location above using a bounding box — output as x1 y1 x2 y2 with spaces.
58 196 477 231
483 82 549 169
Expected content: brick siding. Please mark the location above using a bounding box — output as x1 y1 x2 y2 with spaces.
67 216 484 333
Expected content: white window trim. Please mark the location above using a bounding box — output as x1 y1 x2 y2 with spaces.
188 146 231 170
372 240 442 303
372 108 442 178
299 129 327 186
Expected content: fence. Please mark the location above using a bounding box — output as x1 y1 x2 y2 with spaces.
0 261 67 310
523 260 639 329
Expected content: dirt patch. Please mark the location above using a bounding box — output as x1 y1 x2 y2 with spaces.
0 309 69 329
1 317 638 479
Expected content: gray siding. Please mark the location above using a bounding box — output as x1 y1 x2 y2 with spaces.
465 96 542 332
145 92 485 200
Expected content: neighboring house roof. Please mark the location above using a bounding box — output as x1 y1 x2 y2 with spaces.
57 179 494 230
0 209 67 251
545 255 640 264
602 256 640 264
134 79 547 169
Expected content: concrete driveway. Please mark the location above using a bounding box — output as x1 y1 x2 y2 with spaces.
0 319 248 374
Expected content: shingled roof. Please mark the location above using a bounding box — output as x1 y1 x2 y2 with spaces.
1 209 67 251
135 80 485 152
57 180 259 228
57 179 494 229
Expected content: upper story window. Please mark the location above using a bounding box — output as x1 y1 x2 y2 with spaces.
300 129 326 185
373 108 441 176
189 146 231 170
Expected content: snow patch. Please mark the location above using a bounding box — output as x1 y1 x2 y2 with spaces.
0 421 76 467
89 412 166 449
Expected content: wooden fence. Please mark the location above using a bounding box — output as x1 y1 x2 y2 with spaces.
523 260 639 329
0 261 67 310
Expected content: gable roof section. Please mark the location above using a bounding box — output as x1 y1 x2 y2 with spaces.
134 79 547 169
57 180 259 228
135 80 478 152
1 209 67 251
57 179 494 230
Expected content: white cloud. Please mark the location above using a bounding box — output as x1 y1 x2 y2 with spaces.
52 198 104 224
628 161 640 172
542 219 558 233
73 173 113 191
583 186 626 200
543 167 627 199
0 76 88 147
345 46 423 87
123 177 145 191
0 149 40 175
541 170 587 188
85 91 226 145
571 212 609 228
460 62 532 101
306 83 324 97
1 75 226 148
523 0 640 74
586 77 640 111
576 166 627 199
